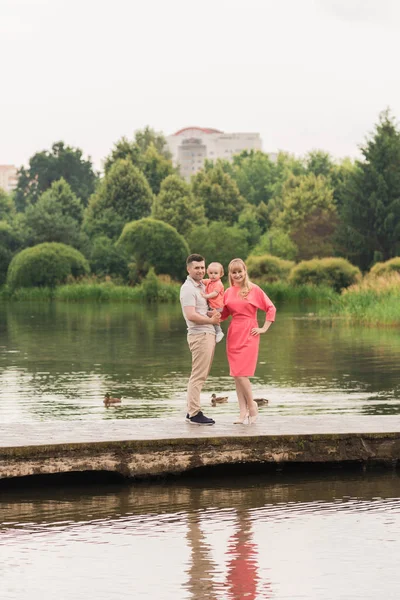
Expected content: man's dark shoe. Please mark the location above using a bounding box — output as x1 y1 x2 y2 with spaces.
186 411 215 426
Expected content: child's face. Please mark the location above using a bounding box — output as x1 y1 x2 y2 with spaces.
207 264 222 280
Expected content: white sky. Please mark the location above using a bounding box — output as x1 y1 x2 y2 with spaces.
1 0 400 169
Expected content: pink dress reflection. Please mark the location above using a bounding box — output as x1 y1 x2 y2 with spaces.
225 515 272 600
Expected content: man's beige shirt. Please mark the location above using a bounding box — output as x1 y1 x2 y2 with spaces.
180 276 215 335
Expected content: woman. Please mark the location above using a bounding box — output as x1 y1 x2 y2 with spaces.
221 258 276 424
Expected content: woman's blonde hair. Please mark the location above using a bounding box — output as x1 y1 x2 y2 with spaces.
228 258 252 297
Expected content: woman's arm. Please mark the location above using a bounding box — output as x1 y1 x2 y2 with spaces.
251 318 273 336
250 286 276 335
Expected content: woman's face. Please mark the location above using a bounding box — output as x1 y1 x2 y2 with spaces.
230 263 246 285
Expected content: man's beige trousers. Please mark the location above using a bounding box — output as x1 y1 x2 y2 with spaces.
187 333 216 417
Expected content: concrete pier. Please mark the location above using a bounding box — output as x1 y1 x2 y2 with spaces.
1 416 400 481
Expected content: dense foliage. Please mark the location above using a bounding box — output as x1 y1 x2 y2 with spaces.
117 218 189 280
14 141 98 211
339 110 400 269
246 254 294 282
2 115 400 293
289 258 361 292
7 243 90 289
369 257 400 278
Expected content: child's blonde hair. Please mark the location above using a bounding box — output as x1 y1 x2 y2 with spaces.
228 258 252 297
208 262 224 277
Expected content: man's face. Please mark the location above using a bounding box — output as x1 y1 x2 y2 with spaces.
187 260 205 281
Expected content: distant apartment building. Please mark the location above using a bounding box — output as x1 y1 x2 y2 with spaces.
166 127 262 179
0 165 18 193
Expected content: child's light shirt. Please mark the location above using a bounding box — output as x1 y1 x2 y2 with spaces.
204 278 224 309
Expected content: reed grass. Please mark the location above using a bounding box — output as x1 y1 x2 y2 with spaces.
257 281 338 304
321 273 400 325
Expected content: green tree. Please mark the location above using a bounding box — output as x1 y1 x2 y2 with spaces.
24 178 84 247
272 173 338 260
306 152 357 212
84 159 153 241
141 144 176 194
134 126 172 159
252 228 298 260
192 163 246 225
306 150 335 179
104 126 172 172
269 151 306 198
103 136 141 173
331 157 357 211
187 222 249 272
237 205 262 248
152 175 205 235
117 218 189 280
340 110 400 269
89 236 129 280
104 133 175 195
14 141 98 211
231 150 279 206
255 200 270 232
83 198 126 241
0 220 23 284
0 189 15 222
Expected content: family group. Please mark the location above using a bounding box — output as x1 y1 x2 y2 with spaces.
180 254 276 426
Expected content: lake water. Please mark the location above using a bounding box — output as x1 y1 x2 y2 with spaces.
2 301 400 599
0 301 400 423
1 470 400 599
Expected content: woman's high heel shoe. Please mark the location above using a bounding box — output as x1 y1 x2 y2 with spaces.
234 413 249 425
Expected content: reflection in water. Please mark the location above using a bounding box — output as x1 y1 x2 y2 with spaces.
185 515 219 600
2 471 400 599
184 510 272 600
225 511 271 600
1 301 400 422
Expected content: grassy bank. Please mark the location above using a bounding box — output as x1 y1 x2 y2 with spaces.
0 278 338 305
320 274 400 326
0 280 181 303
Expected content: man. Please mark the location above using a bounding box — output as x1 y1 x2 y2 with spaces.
180 254 221 425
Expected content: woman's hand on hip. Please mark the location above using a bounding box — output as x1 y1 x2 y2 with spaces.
250 327 263 336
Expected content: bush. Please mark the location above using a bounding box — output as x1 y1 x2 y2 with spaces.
369 257 400 278
117 218 189 281
246 254 295 282
7 242 90 289
288 257 360 292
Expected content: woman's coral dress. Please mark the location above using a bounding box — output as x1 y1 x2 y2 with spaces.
221 284 276 377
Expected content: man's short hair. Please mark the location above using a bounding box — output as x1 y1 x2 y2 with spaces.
186 254 205 266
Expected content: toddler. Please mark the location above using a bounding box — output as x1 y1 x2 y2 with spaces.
202 262 225 343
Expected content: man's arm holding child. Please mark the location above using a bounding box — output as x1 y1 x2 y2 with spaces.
184 306 221 325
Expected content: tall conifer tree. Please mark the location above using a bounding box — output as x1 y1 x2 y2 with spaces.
340 110 400 269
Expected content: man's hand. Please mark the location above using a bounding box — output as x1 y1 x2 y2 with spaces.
184 306 220 326
208 309 221 325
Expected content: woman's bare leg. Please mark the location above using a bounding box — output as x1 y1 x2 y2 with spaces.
234 377 249 423
237 376 258 422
